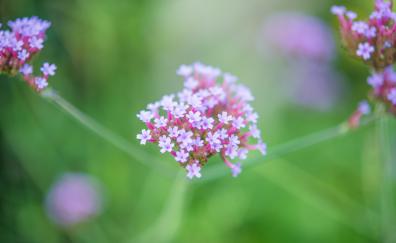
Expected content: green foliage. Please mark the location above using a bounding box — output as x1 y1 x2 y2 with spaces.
0 0 394 242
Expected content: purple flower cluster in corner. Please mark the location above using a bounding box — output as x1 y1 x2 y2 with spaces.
332 1 396 117
0 16 56 92
137 62 267 179
331 0 396 69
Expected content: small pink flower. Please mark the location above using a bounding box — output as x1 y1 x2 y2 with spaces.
40 62 57 76
137 129 152 145
356 42 375 60
186 162 202 179
331 6 346 16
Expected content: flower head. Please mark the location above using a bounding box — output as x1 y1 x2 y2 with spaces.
0 16 56 91
331 1 396 69
136 63 267 179
388 88 396 104
332 2 396 117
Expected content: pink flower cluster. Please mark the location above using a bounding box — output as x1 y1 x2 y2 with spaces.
0 16 56 91
137 63 267 179
331 0 396 69
331 1 396 118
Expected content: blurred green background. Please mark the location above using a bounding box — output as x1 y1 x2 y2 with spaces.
1 0 395 242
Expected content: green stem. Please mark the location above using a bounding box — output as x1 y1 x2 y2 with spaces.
201 115 378 181
378 115 396 242
40 88 379 182
131 172 187 243
41 88 176 177
257 159 378 240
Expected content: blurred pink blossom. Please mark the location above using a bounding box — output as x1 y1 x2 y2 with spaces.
285 61 345 111
45 173 103 227
262 13 335 61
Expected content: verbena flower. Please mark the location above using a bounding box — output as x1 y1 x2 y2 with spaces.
0 16 56 92
45 173 103 227
331 0 396 70
137 62 267 179
332 1 396 116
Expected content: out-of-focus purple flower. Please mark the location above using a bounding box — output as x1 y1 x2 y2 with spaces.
262 13 335 61
285 61 345 111
46 173 103 227
261 12 345 112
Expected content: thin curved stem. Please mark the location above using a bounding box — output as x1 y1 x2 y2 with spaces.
41 88 177 177
40 88 379 182
131 172 187 243
200 115 379 182
257 159 378 240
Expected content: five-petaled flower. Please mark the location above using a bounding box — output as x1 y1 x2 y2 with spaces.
137 129 152 145
356 42 374 60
